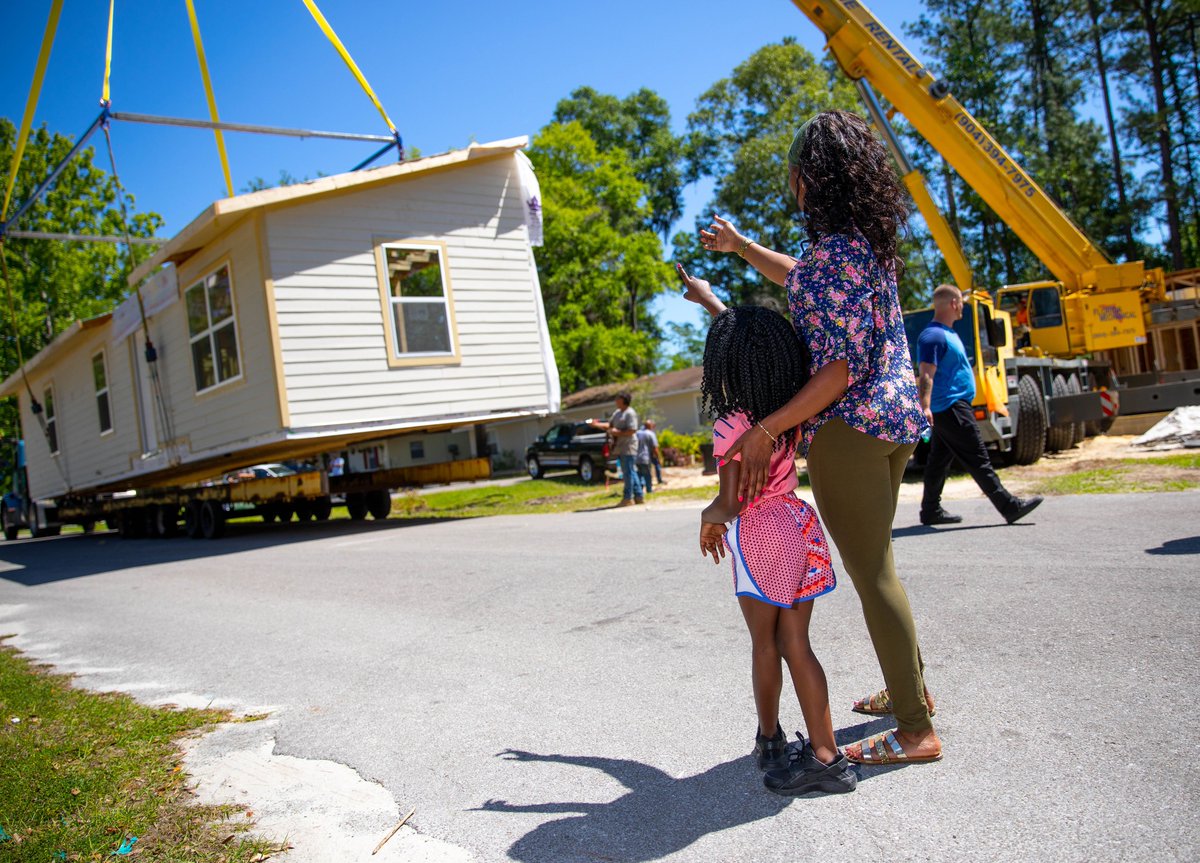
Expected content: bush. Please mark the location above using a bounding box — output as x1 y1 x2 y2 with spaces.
658 429 706 465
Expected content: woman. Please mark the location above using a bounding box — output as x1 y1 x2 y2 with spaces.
680 110 941 765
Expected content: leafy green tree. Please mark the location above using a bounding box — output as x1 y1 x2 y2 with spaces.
659 320 706 371
553 87 684 238
528 121 671 393
673 40 858 308
0 118 163 440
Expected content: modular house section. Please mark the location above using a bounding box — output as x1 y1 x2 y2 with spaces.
1 138 560 502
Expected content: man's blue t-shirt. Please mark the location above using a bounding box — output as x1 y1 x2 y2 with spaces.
917 321 975 412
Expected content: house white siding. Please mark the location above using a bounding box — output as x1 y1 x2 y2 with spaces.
266 155 553 430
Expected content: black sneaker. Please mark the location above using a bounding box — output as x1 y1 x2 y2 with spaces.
1005 495 1043 524
920 508 963 526
763 735 857 796
754 723 788 771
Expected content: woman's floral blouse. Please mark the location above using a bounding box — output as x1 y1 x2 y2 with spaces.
786 232 927 456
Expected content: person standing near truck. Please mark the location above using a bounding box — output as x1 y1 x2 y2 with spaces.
645 419 667 485
917 284 1043 526
635 422 660 494
588 392 643 506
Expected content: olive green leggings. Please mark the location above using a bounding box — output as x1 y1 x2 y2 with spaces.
806 418 932 734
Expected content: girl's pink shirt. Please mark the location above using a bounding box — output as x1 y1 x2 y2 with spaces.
712 412 799 503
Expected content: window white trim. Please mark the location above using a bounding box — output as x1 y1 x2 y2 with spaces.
93 350 113 436
43 384 60 455
373 239 461 368
184 261 244 396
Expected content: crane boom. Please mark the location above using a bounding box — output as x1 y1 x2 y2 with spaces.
788 0 1151 295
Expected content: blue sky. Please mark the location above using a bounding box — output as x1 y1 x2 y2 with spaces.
1 0 927 331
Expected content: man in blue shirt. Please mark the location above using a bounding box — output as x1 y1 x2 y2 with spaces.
917 285 1042 526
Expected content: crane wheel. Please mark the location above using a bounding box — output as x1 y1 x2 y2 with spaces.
1012 375 1047 465
1046 374 1077 452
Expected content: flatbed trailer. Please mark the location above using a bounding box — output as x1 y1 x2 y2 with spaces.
3 450 492 540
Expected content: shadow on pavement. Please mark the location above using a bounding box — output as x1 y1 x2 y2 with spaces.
477 733 909 862
0 516 457 587
1145 535 1200 556
892 522 1011 539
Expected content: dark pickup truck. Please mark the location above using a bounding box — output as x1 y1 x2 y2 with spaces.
525 421 618 483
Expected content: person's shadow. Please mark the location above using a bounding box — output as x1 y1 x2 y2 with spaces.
476 750 787 862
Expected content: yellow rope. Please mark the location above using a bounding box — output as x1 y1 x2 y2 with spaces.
102 0 115 105
2 0 64 221
300 0 398 136
184 0 234 198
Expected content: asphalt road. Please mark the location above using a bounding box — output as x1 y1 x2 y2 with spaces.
2 491 1198 863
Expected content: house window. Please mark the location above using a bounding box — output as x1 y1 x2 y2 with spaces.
44 386 59 454
409 440 425 460
185 264 241 393
93 351 112 434
382 245 454 356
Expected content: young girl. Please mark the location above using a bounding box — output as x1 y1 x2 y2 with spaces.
697 304 856 796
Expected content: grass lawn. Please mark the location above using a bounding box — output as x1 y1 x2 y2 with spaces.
0 643 283 862
388 474 725 518
1023 453 1200 495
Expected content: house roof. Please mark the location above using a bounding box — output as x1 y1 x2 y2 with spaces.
127 136 530 285
0 314 112 398
561 365 703 410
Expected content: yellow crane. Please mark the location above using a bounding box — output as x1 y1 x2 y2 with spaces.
787 0 1199 461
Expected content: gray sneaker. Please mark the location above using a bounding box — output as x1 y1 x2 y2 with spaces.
763 734 857 796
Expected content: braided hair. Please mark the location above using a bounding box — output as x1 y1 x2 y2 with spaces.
700 306 810 451
794 110 910 278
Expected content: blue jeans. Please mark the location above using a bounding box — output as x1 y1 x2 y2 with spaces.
636 462 653 494
618 455 643 500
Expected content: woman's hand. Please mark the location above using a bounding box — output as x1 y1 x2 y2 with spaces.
700 214 746 254
722 424 775 504
699 519 728 564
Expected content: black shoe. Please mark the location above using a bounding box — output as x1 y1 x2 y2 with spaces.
1005 495 1043 524
920 508 962 526
754 723 788 771
763 734 857 796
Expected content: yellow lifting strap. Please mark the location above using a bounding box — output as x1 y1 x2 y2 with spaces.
2 0 65 222
102 0 115 105
184 0 234 198
300 0 399 136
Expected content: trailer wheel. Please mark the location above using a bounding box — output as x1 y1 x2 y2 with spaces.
294 499 315 521
1046 374 1077 452
118 508 146 539
200 500 227 539
151 505 180 539
311 496 332 521
367 489 392 520
2 505 19 541
1012 375 1047 465
79 520 95 534
184 501 203 538
346 493 369 521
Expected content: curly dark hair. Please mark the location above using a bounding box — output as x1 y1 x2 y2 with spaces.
700 306 810 452
795 110 910 277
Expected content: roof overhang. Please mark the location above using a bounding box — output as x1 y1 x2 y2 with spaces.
0 314 112 398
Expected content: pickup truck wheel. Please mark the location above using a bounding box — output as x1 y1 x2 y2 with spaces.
1045 374 1077 452
526 456 542 479
346 492 369 520
577 456 596 483
367 489 392 519
2 506 18 541
1012 375 1047 465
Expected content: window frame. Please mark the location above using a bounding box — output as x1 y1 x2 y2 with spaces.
92 350 114 436
43 384 60 455
184 260 244 396
373 238 461 368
